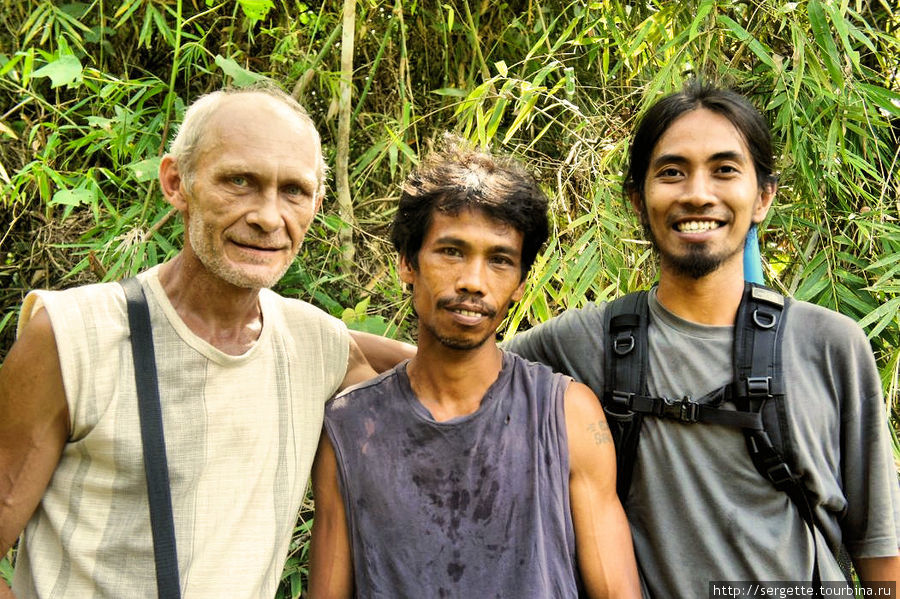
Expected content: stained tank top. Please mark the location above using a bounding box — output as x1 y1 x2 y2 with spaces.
324 351 579 598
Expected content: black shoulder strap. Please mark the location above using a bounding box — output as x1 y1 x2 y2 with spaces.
120 278 182 599
601 291 650 499
603 284 833 592
733 284 792 488
734 284 828 592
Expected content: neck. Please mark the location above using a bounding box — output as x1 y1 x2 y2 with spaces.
655 260 746 325
406 336 504 422
158 251 264 355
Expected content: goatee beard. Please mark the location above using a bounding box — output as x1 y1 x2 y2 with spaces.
642 221 742 280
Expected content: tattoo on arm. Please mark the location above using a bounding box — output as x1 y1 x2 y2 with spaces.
586 420 613 446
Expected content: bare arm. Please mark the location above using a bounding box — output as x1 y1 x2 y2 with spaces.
339 334 379 391
308 432 354 599
855 555 900 596
349 331 415 374
565 381 641 599
0 308 69 597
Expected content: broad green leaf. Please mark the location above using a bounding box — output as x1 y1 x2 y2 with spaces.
129 157 162 182
32 54 83 88
51 188 96 207
237 0 275 21
214 55 265 86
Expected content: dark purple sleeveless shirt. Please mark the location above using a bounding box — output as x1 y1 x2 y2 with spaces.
324 351 578 598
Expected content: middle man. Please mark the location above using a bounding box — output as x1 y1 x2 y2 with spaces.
309 137 641 599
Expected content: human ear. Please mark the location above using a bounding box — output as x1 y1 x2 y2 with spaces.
398 255 416 285
628 190 647 224
753 181 777 223
511 279 526 303
159 155 187 211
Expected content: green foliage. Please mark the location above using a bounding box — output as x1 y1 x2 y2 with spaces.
1 552 12 585
2 0 899 594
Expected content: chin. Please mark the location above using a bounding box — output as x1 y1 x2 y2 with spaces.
215 264 289 289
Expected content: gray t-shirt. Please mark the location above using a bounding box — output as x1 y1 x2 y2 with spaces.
505 289 900 598
324 352 580 598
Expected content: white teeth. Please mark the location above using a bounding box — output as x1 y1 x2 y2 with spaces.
677 220 721 232
454 309 482 317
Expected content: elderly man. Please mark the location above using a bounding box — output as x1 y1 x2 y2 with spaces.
0 83 376 598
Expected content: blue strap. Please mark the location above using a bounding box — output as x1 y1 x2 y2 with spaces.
120 277 182 599
744 224 765 284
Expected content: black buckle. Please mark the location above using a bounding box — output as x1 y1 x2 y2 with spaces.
613 332 635 356
765 462 795 489
609 391 635 408
746 376 772 397
658 396 700 423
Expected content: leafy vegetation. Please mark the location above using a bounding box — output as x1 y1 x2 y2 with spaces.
2 0 898 595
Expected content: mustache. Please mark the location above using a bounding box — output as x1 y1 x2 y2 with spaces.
436 295 497 318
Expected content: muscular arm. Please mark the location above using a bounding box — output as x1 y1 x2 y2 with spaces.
349 331 415 374
339 334 379 391
0 308 69 597
564 381 641 599
308 432 353 599
855 555 900 595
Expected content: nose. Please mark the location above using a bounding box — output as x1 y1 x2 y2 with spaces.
455 258 487 296
246 187 282 232
682 172 717 206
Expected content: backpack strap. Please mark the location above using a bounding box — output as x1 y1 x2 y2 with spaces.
603 284 833 592
601 291 649 499
734 283 826 593
120 277 182 599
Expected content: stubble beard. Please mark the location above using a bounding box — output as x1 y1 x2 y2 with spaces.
421 319 497 351
188 213 292 289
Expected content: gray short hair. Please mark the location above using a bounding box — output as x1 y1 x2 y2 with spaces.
168 82 327 197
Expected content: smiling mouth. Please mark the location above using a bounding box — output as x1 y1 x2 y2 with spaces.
675 220 723 233
451 308 485 318
439 299 496 320
232 241 284 252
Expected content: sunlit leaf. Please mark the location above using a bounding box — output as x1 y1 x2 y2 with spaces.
32 54 82 88
214 55 265 86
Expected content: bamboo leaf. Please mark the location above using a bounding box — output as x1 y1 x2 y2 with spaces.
214 55 265 86
807 0 844 87
716 15 775 68
688 0 715 41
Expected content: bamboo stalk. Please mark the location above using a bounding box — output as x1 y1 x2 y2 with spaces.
336 0 357 266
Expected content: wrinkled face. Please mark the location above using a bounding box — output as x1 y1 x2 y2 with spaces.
181 94 322 289
400 209 525 351
632 108 774 280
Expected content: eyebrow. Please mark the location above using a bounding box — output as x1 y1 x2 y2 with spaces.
651 150 746 169
433 235 521 258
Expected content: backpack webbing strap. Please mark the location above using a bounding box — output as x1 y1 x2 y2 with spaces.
734 283 824 594
603 285 830 593
602 291 649 499
120 277 182 599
